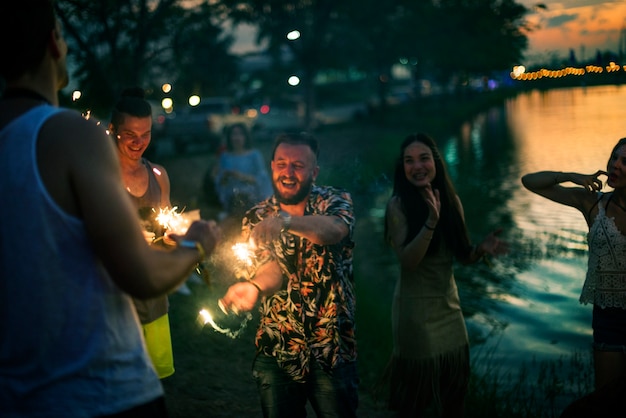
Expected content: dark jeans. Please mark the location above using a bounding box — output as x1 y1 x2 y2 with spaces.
252 354 359 418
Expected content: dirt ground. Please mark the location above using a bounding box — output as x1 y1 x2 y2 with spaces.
157 129 399 417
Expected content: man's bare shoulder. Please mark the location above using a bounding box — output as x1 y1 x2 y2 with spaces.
147 160 169 175
41 109 112 152
44 108 106 136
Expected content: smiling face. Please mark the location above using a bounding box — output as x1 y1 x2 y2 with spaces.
403 140 436 188
114 115 152 161
271 143 319 205
607 143 626 189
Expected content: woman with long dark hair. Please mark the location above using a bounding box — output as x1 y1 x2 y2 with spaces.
383 133 507 417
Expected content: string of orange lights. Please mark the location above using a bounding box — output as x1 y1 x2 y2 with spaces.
511 62 625 81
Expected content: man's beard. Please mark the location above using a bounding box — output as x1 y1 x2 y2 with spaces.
274 176 313 205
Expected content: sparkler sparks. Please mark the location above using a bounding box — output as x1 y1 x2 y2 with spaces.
194 242 258 337
231 241 257 280
198 308 252 339
232 242 254 267
153 206 210 283
154 206 191 235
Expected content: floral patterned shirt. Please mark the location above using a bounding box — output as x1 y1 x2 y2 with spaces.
241 185 357 382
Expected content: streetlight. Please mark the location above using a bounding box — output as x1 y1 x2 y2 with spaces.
188 95 200 107
161 98 173 113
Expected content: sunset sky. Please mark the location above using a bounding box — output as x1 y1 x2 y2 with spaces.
518 0 626 64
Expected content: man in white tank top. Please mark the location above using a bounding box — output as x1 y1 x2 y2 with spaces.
0 2 220 417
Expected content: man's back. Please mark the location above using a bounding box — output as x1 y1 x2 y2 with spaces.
0 2 219 415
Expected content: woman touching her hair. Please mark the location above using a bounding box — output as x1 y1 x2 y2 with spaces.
382 133 508 418
522 137 626 416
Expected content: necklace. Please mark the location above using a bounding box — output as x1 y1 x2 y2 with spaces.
2 88 51 105
608 193 626 212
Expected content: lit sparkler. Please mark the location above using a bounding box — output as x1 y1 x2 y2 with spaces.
198 307 252 339
194 241 258 337
232 242 254 266
231 241 256 280
154 206 210 284
154 206 193 236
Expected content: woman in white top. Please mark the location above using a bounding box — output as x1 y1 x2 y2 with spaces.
522 137 626 412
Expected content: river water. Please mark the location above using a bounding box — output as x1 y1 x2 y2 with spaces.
360 84 626 401
432 84 626 385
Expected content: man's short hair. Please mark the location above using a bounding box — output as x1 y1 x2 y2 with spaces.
271 132 320 160
110 87 152 132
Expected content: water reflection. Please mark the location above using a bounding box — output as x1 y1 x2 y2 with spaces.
365 85 626 379
451 85 626 366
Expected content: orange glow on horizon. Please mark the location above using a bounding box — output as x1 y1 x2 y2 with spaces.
521 1 626 64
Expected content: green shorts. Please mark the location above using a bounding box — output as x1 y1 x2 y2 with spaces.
143 313 175 379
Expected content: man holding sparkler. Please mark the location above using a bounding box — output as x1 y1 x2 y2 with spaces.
109 87 178 380
220 133 358 417
0 2 220 417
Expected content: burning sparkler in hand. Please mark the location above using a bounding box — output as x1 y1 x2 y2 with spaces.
231 241 255 280
153 206 211 285
197 306 252 339
155 206 194 236
196 240 258 337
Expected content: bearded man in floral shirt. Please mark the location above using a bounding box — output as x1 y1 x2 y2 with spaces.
220 132 358 418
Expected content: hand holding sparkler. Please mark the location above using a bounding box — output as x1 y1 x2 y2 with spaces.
219 281 262 314
198 300 253 339
169 220 221 285
154 206 197 245
219 259 283 314
142 230 156 244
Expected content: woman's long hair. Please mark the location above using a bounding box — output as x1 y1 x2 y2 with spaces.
386 133 472 258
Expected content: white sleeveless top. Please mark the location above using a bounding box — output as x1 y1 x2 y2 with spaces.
581 192 626 308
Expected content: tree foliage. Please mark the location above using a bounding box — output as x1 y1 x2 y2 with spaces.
426 0 530 82
56 0 237 117
216 0 364 128
55 0 532 120
215 0 531 125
